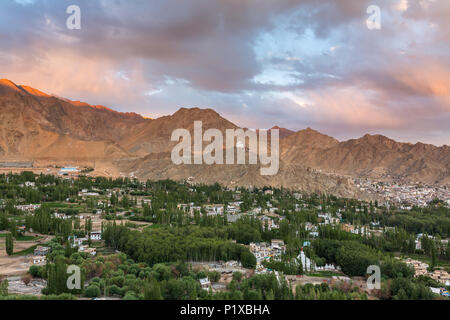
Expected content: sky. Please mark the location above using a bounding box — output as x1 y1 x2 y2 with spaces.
1 0 449 146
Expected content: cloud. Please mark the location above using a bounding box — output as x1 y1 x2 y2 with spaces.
0 0 448 145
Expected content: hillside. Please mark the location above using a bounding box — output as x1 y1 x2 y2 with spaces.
0 79 448 191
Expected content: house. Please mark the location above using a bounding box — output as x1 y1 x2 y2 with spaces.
15 204 41 212
341 223 355 232
226 214 242 223
199 278 211 290
429 269 450 285
293 193 302 200
205 204 224 215
31 256 46 265
404 258 429 277
68 235 87 248
271 239 285 250
415 239 422 250
90 231 102 241
224 260 241 268
79 246 97 256
34 246 50 256
211 283 226 293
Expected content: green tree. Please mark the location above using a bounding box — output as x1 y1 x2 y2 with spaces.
46 256 69 295
430 244 437 271
232 271 243 282
5 233 13 256
144 278 163 300
0 279 8 296
84 285 101 298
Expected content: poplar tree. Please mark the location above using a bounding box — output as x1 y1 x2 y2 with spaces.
5 233 13 256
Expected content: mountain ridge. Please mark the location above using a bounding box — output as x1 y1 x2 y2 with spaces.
0 79 448 188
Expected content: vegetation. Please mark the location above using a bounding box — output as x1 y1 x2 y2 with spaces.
0 172 447 301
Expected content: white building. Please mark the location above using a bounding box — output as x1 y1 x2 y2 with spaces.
90 231 102 241
199 278 211 290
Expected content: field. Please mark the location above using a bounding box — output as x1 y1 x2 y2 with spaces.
0 234 53 276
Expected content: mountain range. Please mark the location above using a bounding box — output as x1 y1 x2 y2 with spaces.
0 79 448 198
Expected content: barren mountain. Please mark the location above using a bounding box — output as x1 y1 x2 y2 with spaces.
119 107 239 156
271 126 295 140
0 79 448 193
281 130 450 185
0 79 145 159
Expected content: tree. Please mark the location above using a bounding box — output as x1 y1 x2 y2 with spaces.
0 213 8 231
0 279 8 296
144 278 163 300
240 250 257 269
232 271 243 282
84 285 101 298
28 265 43 278
9 220 17 238
46 256 69 295
123 291 138 300
65 241 72 258
430 244 437 271
208 271 221 283
5 233 13 256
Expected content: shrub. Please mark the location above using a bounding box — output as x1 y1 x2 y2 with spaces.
123 291 138 300
28 265 42 278
84 285 101 298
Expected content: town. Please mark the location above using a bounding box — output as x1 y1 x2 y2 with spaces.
0 170 448 300
355 178 449 208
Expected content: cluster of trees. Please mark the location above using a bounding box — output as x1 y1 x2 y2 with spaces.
213 273 293 300
312 239 381 276
375 208 450 238
24 205 72 237
25 241 299 301
295 283 367 300
44 255 84 295
102 223 256 268
389 277 436 300
309 238 440 300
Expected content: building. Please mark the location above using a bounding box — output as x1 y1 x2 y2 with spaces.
34 246 50 256
31 256 46 265
79 246 97 256
59 167 80 176
15 204 41 212
68 235 87 248
90 231 102 241
199 278 211 290
341 223 355 233
271 239 285 250
429 269 450 286
211 283 226 293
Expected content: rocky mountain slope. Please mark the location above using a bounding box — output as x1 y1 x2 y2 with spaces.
0 79 448 191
